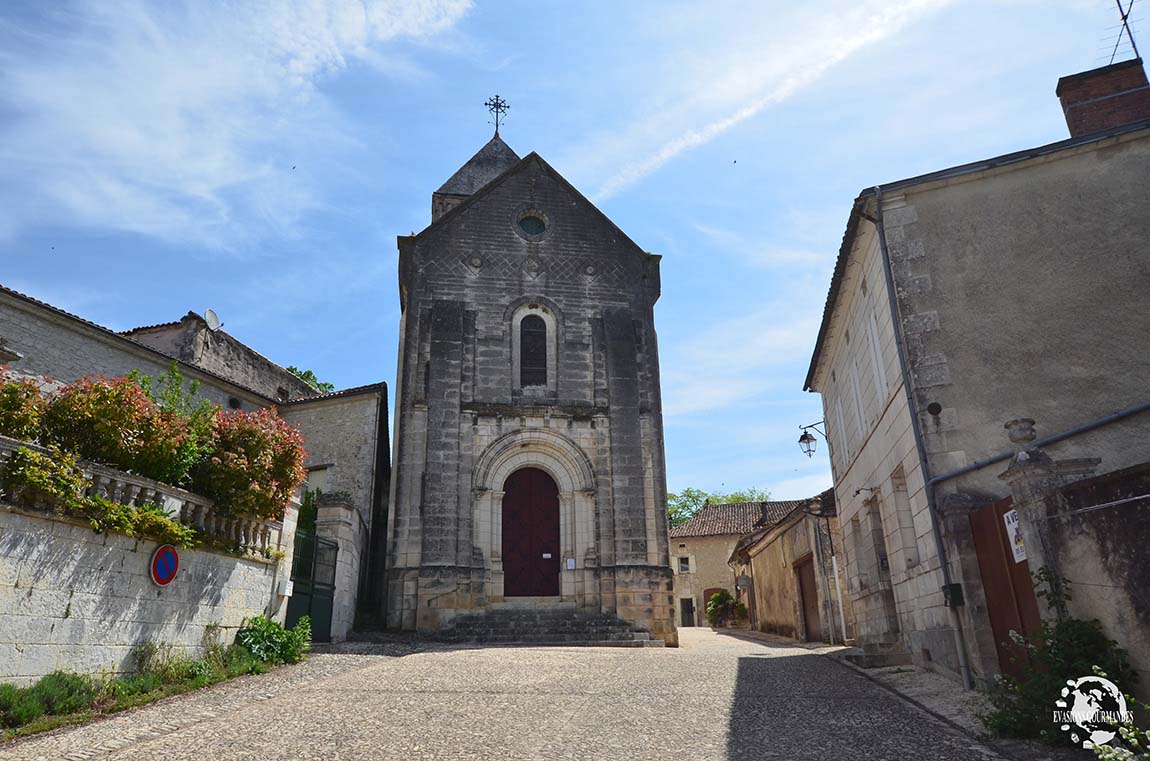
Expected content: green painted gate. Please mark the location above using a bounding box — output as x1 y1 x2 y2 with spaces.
285 529 337 642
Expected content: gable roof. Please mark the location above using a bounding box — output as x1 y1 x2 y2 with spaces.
802 119 1150 393
435 133 521 197
670 500 807 538
411 150 649 258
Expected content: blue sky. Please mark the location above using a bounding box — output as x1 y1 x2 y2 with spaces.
0 0 1139 498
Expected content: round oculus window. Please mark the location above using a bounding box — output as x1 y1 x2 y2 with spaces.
517 215 547 236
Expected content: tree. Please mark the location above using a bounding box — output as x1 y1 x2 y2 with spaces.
286 366 335 393
667 486 771 526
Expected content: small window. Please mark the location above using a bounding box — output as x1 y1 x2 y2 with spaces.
227 397 242 410
518 215 546 236
520 315 547 387
678 557 690 573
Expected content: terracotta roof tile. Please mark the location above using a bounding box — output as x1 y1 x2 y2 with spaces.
669 500 807 538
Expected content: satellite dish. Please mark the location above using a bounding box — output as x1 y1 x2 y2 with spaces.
204 308 222 332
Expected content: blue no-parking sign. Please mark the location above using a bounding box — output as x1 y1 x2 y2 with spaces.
150 544 180 586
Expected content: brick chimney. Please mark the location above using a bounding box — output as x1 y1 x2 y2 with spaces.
1055 58 1150 137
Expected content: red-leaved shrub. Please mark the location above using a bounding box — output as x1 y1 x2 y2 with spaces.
0 370 45 441
40 376 154 472
193 408 306 519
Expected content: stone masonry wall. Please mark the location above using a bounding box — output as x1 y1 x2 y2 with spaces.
387 152 675 644
1 291 269 409
282 390 388 639
670 535 739 627
127 316 315 401
0 506 291 684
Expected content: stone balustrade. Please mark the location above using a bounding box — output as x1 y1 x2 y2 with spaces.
0 434 282 557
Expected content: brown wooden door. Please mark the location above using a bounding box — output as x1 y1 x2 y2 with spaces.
970 497 1041 678
502 467 560 597
795 555 822 642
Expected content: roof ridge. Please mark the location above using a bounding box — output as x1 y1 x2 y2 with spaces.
0 282 276 403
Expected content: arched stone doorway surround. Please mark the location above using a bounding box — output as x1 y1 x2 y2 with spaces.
472 428 596 602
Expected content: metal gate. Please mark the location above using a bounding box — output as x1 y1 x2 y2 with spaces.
285 529 337 642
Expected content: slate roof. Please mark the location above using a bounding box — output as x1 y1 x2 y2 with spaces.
435 133 521 197
669 500 807 538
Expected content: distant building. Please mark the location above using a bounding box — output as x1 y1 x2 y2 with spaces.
804 59 1150 687
729 490 855 645
670 500 809 628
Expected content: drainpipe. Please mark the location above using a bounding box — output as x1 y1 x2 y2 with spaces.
863 188 976 690
825 515 850 645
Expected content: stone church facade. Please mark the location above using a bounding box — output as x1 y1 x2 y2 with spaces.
385 133 677 645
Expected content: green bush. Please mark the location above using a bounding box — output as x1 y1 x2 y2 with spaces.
706 590 736 627
28 672 97 715
1 446 196 547
103 673 162 700
0 684 44 728
135 642 199 684
130 363 217 486
0 374 45 441
237 616 311 665
0 445 89 510
980 575 1137 745
0 672 97 729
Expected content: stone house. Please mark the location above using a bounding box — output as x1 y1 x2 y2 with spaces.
386 132 677 645
803 58 1150 687
0 283 390 652
670 500 806 628
729 490 855 645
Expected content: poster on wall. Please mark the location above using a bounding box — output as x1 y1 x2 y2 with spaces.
1003 509 1027 563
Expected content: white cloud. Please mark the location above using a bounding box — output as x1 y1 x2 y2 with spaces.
0 0 470 248
662 309 821 417
768 472 834 501
589 0 953 199
692 223 829 269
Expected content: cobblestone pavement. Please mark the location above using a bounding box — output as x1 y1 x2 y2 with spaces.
1 629 1012 761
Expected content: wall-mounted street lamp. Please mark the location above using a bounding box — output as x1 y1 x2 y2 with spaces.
797 421 826 458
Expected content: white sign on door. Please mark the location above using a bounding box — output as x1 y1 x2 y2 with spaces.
1003 509 1027 563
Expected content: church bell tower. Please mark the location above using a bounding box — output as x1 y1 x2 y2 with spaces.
385 105 677 646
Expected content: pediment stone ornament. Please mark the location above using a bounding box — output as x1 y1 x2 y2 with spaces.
522 256 545 280
462 254 486 274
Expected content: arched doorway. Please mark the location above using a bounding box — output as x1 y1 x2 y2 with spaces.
502 467 560 597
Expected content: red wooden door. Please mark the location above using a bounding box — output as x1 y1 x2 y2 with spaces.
970 497 1042 678
502 468 560 597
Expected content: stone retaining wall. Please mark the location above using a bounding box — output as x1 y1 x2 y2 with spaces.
0 505 293 684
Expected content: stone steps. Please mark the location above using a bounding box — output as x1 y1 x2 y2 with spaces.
436 605 662 648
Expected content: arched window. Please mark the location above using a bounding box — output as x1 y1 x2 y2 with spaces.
520 315 547 387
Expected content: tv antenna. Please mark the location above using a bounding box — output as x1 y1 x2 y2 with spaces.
1108 0 1141 64
204 308 223 332
484 94 509 135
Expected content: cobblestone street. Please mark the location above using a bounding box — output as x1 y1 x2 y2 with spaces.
1 629 1007 761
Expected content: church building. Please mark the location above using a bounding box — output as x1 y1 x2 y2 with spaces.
385 123 678 646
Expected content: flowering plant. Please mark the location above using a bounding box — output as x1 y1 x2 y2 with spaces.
193 407 306 520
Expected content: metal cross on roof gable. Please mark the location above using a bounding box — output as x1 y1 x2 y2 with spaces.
484 94 509 134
